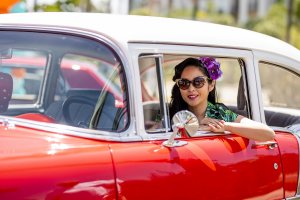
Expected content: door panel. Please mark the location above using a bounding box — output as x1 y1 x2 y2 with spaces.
111 134 283 200
275 131 299 198
127 45 284 199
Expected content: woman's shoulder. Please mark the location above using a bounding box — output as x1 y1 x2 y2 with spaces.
215 102 230 110
207 101 229 110
207 101 238 122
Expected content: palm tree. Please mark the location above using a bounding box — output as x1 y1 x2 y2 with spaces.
232 0 239 23
192 0 198 20
286 0 293 42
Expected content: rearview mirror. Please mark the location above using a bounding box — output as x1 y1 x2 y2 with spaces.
163 110 199 147
172 110 199 137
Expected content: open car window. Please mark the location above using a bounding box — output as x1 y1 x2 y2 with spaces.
139 54 249 133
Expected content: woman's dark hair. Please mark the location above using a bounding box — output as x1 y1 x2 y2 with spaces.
169 57 217 119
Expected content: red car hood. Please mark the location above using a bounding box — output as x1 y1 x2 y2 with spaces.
0 124 106 157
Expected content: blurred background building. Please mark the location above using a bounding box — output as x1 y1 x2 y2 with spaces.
0 0 300 49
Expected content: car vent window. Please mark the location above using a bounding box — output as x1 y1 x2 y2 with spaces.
139 55 170 133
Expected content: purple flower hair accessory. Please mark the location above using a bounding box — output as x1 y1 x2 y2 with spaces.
199 57 222 80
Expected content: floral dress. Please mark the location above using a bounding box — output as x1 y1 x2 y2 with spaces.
205 102 238 122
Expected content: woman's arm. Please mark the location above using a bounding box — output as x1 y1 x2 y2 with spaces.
201 115 275 141
223 115 275 141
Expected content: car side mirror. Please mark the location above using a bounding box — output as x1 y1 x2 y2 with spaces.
162 110 199 147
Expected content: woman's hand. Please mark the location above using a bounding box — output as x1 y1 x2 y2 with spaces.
199 117 226 132
198 116 275 141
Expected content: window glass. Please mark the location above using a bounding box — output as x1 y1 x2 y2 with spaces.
139 56 167 132
0 49 46 104
0 31 128 131
139 54 247 132
55 53 126 130
60 54 123 101
259 62 300 109
259 62 300 127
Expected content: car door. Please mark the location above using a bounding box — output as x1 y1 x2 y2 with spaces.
110 45 284 200
110 136 283 200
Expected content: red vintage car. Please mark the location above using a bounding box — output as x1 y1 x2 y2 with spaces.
0 12 300 200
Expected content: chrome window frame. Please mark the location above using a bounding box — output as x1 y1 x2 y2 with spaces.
129 43 257 140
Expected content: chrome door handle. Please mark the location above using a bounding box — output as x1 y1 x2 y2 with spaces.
252 141 278 149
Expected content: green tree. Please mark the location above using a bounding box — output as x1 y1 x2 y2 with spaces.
195 1 236 26
130 7 157 16
296 0 300 22
246 1 300 49
36 0 79 12
36 0 97 12
292 0 300 48
253 3 286 39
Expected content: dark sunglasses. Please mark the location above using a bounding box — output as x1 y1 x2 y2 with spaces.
176 76 209 90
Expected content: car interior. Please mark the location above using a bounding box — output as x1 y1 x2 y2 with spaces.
0 52 127 131
0 31 299 134
142 75 300 133
45 88 125 131
140 55 300 134
0 72 13 114
234 76 300 127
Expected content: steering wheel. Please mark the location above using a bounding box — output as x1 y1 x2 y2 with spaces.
62 96 96 127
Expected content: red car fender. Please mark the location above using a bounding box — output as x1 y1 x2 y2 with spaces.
275 131 299 198
0 125 117 200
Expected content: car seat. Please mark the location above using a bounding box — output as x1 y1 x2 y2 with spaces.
0 72 13 113
45 89 125 131
45 89 100 127
233 76 248 117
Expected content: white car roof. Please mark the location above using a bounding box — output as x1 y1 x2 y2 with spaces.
0 12 300 62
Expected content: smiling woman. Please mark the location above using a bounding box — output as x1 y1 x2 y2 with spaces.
169 57 275 141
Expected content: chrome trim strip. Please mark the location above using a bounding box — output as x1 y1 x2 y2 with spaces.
156 55 170 132
290 131 300 196
270 126 300 198
286 195 300 200
0 116 142 142
0 25 138 141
